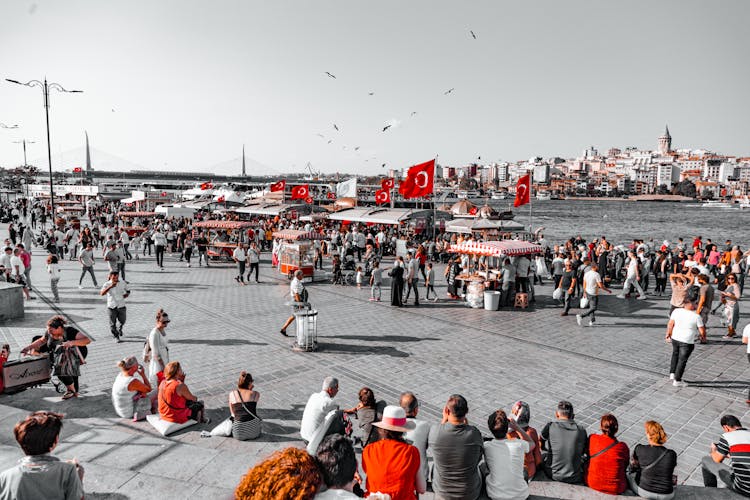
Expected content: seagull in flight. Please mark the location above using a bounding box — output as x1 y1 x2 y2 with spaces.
470 30 477 39
368 92 375 96
333 124 339 131
382 125 391 132
325 72 336 79
411 111 417 117
444 88 455 95
381 163 386 168
354 146 360 151
327 140 332 144
316 133 325 138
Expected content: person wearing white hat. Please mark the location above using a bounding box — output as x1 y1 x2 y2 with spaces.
362 405 426 500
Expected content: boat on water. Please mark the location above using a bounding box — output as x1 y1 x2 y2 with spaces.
738 196 750 209
456 189 480 199
536 192 552 201
701 200 734 208
490 191 508 200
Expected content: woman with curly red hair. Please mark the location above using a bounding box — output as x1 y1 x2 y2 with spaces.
235 447 322 500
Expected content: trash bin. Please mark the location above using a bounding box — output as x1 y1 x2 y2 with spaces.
293 306 318 352
484 291 501 311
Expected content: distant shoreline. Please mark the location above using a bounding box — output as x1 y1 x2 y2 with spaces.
548 195 697 203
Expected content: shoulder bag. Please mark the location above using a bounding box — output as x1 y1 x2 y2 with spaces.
232 390 262 440
53 345 84 378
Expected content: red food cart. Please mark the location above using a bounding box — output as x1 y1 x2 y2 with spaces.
272 229 325 281
194 220 254 261
117 211 159 237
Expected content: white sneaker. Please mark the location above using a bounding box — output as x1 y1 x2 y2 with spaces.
669 373 675 380
576 314 582 326
616 294 626 299
637 295 647 300
78 285 83 289
588 321 595 327
673 380 688 387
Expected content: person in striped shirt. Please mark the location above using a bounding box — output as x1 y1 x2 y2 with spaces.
701 414 750 497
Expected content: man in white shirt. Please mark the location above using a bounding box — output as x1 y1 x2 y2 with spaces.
280 270 307 336
577 263 611 327
10 248 31 300
617 250 646 300
100 271 130 342
0 247 12 277
485 409 536 500
300 377 340 443
401 392 430 483
403 252 420 306
666 298 706 387
232 243 247 285
246 242 261 283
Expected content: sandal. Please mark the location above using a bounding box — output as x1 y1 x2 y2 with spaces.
61 391 77 400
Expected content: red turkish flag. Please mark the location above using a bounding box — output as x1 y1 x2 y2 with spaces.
217 195 226 203
305 196 313 204
469 207 478 215
398 159 435 199
270 180 286 192
161 191 168 197
381 177 395 190
326 192 336 200
73 167 82 173
291 184 309 200
514 174 531 207
375 189 391 205
200 182 213 190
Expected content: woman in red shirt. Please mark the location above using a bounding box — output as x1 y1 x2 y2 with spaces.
362 406 426 500
158 361 208 424
0 344 8 393
586 413 630 494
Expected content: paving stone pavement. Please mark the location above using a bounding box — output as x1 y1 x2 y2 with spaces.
0 233 748 499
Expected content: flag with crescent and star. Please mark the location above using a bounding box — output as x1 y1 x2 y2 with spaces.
291 184 310 200
381 177 395 190
514 174 531 207
398 159 435 199
375 188 391 205
270 180 286 192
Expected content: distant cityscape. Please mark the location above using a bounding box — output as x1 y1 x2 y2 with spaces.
0 125 747 201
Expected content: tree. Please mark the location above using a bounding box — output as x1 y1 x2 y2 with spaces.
657 184 670 195
672 180 696 198
700 187 714 200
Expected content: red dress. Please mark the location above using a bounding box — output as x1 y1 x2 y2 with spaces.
158 379 191 423
363 439 420 500
585 434 630 494
0 353 7 393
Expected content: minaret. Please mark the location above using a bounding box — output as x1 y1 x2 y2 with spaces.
85 131 92 171
658 125 672 155
242 144 246 176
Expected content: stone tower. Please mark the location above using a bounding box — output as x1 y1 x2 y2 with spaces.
658 125 672 155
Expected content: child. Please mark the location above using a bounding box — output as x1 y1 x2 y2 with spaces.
46 254 61 302
0 344 8 393
370 261 382 301
355 266 363 289
130 234 141 260
425 262 437 302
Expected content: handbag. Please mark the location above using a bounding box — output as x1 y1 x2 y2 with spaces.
580 296 589 309
231 391 262 440
53 345 84 378
552 287 563 300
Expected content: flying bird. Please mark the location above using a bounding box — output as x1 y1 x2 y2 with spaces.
316 133 325 138
411 111 417 117
111 108 115 112
470 30 477 39
444 88 455 95
333 124 339 131
354 146 360 151
368 92 375 96
382 125 391 132
477 156 481 160
327 140 332 144
325 72 336 79
381 163 386 168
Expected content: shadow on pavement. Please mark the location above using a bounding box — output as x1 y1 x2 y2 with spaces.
5 312 93 327
321 335 439 343
171 339 268 347
259 406 305 421
87 494 130 500
317 342 409 358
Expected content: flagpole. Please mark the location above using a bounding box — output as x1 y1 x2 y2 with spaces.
528 172 533 237
433 155 438 240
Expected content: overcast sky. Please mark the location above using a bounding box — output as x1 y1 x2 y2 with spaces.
1 0 748 176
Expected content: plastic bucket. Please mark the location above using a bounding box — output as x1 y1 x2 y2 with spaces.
484 290 501 311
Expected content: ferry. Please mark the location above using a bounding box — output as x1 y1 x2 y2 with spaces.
456 189 480 199
738 196 750 209
490 191 508 200
701 200 734 209
536 192 552 201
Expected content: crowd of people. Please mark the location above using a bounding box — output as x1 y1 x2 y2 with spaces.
2 195 750 499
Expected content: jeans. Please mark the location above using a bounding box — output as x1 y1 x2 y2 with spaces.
371 283 381 300
501 285 514 307
198 250 209 266
118 262 126 281
50 278 59 301
155 245 165 267
425 284 436 299
184 248 192 264
248 262 259 281
669 339 694 382
579 295 599 322
236 261 246 282
79 266 98 286
622 275 645 297
516 277 530 294
108 306 127 337
626 472 675 500
563 290 574 314
700 455 735 490
404 279 419 305
123 243 132 260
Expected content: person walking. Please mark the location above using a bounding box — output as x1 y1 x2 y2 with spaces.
195 231 209 267
46 254 61 303
100 271 130 342
246 241 260 282
577 263 611 327
78 242 98 289
152 229 167 269
389 259 405 307
233 243 247 285
146 309 171 389
280 270 307 336
183 233 193 267
618 250 647 300
721 274 741 339
665 295 706 387
370 260 382 302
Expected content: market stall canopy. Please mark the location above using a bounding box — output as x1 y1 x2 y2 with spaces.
193 220 253 229
272 229 325 240
212 190 244 204
118 211 158 217
444 218 524 234
327 207 413 225
155 204 196 218
235 203 307 216
450 199 476 215
448 240 543 257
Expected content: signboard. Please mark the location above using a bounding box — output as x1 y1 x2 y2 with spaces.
29 184 99 197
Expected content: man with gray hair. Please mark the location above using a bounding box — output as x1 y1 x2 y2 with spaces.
300 376 344 443
540 401 588 484
401 392 430 485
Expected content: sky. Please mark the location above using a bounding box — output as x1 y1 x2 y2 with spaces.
0 0 748 176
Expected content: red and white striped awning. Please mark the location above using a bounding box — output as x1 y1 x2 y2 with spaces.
193 220 253 230
448 240 543 257
272 229 325 241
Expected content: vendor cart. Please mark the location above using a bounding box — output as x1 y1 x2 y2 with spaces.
117 211 160 237
272 229 325 281
193 220 254 261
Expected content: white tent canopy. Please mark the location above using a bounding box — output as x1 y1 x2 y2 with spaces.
327 207 414 225
444 218 525 234
234 203 307 216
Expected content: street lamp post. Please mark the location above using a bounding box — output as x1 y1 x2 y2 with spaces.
13 139 35 167
6 78 82 225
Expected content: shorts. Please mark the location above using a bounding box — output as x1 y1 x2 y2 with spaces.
187 400 205 421
14 275 26 287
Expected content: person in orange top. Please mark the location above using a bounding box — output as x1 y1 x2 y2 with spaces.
158 361 209 424
362 405 426 500
585 413 630 495
508 400 543 480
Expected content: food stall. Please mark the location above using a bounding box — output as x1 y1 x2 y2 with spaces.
447 240 544 309
272 229 325 281
193 220 253 261
117 211 158 237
